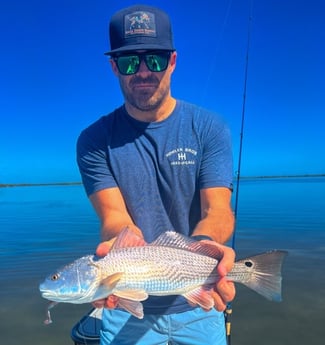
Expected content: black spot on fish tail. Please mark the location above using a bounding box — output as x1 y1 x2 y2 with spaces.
244 260 253 268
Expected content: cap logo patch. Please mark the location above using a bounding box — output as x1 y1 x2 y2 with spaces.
124 11 156 38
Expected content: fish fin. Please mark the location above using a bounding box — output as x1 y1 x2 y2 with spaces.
101 272 124 289
117 298 144 319
183 286 214 310
111 227 147 251
151 231 223 260
113 289 148 301
91 272 124 301
230 250 288 302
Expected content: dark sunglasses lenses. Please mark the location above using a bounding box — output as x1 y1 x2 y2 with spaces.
115 52 170 75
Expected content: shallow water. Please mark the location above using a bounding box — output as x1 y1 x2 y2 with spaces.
0 177 324 344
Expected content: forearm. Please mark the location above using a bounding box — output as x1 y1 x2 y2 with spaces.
100 216 142 241
89 187 143 242
192 187 235 244
192 207 234 244
192 190 236 310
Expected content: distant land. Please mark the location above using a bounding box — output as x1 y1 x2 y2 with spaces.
1 174 324 188
0 181 82 188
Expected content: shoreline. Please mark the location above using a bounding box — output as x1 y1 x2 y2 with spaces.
0 181 82 188
1 174 324 188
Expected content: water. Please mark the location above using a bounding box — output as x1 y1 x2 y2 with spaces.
0 177 324 345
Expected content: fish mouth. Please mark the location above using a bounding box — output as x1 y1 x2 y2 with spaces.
39 283 55 296
40 289 77 302
39 284 63 301
40 289 59 300
39 284 90 303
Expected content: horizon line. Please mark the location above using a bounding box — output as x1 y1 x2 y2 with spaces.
1 174 325 188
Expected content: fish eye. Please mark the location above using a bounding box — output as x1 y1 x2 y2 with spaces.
244 260 253 268
51 273 60 281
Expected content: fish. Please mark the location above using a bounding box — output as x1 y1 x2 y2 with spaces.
39 228 287 323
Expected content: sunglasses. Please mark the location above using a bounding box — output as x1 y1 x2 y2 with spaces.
112 51 172 75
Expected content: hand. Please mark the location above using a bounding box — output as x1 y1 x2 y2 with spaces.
93 238 119 309
95 237 116 257
92 295 119 309
205 241 236 311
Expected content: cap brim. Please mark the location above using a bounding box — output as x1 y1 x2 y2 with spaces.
104 43 174 56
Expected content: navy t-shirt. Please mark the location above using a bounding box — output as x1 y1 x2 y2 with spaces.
77 99 233 314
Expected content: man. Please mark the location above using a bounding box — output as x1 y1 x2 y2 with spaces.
77 4 236 345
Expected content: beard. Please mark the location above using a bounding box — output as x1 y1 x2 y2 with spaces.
119 74 170 112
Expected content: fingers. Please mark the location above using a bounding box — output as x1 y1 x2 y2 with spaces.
213 246 236 310
200 241 236 311
213 277 236 311
105 295 119 308
200 240 235 273
218 246 235 274
96 242 112 257
92 295 119 309
210 288 227 311
96 238 116 257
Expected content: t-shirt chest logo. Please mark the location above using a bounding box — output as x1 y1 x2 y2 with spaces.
165 147 197 166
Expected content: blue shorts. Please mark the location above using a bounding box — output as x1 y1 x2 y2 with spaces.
100 308 226 345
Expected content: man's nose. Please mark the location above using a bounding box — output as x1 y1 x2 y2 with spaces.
136 59 151 74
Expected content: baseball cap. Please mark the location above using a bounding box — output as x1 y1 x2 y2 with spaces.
104 4 175 56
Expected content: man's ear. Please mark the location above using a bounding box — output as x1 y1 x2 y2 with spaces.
109 58 119 76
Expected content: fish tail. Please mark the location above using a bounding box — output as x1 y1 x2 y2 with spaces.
230 250 288 302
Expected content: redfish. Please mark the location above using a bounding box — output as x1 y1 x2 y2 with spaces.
39 228 287 322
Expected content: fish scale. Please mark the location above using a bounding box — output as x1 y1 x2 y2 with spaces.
100 246 218 294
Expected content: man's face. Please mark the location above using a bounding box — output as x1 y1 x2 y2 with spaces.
110 51 177 112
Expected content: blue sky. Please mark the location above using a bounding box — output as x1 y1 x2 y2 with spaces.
1 0 324 183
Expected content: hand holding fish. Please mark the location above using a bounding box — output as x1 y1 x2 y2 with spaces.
200 240 236 312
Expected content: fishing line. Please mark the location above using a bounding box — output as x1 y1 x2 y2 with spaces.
199 0 233 105
232 2 253 248
225 1 253 345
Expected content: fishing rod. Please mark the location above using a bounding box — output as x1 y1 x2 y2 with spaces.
225 2 253 345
